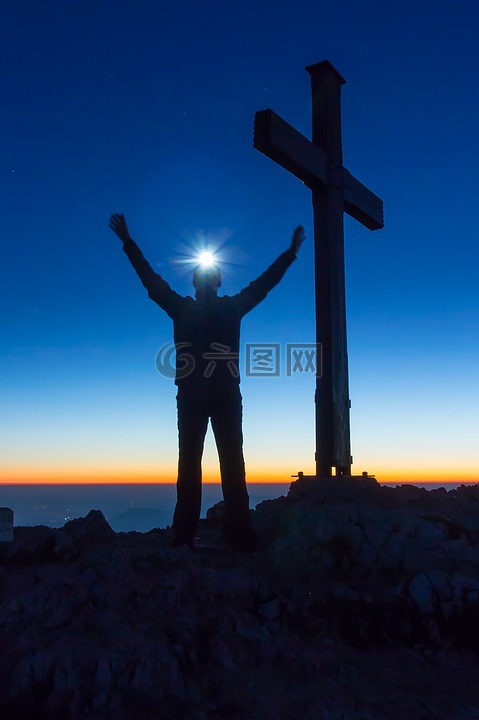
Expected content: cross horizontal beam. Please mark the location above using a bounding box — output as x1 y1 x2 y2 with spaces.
254 109 384 231
343 170 383 231
254 110 327 188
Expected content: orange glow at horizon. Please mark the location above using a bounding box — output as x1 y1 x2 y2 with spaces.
1 463 478 485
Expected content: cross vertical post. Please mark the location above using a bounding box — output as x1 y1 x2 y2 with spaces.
307 61 350 477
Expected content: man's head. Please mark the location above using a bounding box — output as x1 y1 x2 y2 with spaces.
193 264 222 295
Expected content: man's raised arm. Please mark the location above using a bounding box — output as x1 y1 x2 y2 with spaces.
232 226 305 317
109 213 182 319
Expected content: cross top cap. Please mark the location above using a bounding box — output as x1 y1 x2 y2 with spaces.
305 60 346 85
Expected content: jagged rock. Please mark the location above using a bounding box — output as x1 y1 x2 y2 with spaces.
409 571 435 613
6 524 57 561
206 500 225 522
53 530 78 561
63 509 115 541
1 482 479 718
258 598 281 620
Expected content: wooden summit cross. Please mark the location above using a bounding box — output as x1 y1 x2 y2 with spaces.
254 60 384 478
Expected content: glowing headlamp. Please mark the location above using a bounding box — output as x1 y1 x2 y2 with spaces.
197 250 217 268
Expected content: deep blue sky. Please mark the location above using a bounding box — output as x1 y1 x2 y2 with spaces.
2 0 478 482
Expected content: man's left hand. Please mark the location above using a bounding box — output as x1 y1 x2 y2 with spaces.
290 226 306 254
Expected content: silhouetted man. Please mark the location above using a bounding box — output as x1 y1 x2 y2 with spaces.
109 213 304 551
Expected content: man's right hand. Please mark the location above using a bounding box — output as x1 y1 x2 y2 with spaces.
109 213 132 244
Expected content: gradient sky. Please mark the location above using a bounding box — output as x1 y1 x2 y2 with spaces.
1 0 478 484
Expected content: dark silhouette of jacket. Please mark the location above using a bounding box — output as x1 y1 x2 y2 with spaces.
122 239 297 387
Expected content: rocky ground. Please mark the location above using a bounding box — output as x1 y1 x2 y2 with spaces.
1 475 479 719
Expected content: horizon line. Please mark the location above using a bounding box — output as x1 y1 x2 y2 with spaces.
1 476 478 486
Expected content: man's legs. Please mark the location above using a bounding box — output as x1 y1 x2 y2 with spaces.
172 392 209 546
210 387 256 550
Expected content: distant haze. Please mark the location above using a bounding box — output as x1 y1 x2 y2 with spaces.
1 482 477 533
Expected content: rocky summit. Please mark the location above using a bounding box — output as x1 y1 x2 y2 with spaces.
1 476 479 719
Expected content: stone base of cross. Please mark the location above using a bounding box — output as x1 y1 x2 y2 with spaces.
254 60 384 478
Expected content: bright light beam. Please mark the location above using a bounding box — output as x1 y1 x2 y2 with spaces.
197 250 216 267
